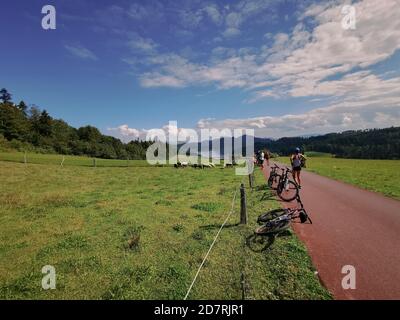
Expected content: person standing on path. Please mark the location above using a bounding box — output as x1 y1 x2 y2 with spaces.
263 149 270 168
290 147 306 188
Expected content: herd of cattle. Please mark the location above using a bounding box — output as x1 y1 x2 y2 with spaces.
174 161 238 169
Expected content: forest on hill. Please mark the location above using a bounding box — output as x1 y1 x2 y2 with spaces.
255 127 400 159
0 89 152 159
2 88 399 160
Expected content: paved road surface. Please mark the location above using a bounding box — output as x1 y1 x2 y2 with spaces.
262 164 400 300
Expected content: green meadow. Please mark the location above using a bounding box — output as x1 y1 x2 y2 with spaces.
0 152 150 167
0 155 330 300
277 155 400 199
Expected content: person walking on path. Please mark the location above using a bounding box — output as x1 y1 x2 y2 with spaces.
263 149 270 168
290 147 306 188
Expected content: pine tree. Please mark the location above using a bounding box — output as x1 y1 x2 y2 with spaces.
0 88 12 103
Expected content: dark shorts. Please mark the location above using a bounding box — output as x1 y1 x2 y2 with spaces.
293 166 301 171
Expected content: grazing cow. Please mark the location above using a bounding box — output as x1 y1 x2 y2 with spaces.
174 162 188 168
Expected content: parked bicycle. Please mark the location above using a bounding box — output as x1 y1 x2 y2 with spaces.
267 164 282 190
247 196 312 252
257 196 311 224
276 167 299 202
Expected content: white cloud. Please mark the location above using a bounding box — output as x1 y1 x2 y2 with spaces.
137 0 400 93
221 0 281 38
134 0 400 109
197 103 400 138
107 124 150 142
179 9 204 29
65 44 98 61
140 73 186 88
107 123 201 143
127 1 164 21
127 35 158 53
121 0 400 136
222 27 241 38
204 4 222 25
109 124 141 138
178 3 224 30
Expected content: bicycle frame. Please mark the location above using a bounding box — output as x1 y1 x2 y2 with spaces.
257 195 311 225
277 168 292 191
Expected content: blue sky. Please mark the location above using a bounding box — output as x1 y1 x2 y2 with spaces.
1 0 399 139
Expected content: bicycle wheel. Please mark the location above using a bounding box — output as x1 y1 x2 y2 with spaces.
246 234 275 252
257 208 287 224
255 218 291 235
267 175 274 188
271 174 280 189
268 173 280 189
277 180 299 202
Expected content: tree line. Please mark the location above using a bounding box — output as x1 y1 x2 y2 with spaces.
2 88 399 160
254 127 400 159
0 88 152 159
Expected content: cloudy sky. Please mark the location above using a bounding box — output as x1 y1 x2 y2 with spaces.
1 0 400 139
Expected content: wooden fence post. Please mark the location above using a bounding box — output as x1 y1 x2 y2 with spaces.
93 158 97 168
240 183 247 224
248 173 255 189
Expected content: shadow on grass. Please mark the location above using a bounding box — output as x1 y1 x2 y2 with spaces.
246 230 292 253
260 192 277 201
199 223 240 230
255 184 268 192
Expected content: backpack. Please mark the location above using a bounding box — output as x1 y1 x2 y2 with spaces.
300 155 307 168
292 155 301 167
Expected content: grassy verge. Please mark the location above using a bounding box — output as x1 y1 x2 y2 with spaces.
190 168 331 300
277 156 400 200
0 159 330 299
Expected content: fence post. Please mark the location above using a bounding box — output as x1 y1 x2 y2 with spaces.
240 183 247 224
24 151 27 165
93 158 97 168
248 173 255 190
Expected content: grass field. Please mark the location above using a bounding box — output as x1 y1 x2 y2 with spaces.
0 152 151 167
0 157 330 300
277 155 400 199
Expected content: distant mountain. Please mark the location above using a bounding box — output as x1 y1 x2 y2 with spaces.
178 127 400 160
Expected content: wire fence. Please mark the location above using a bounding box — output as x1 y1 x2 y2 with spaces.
183 172 258 300
0 152 155 167
0 152 252 169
